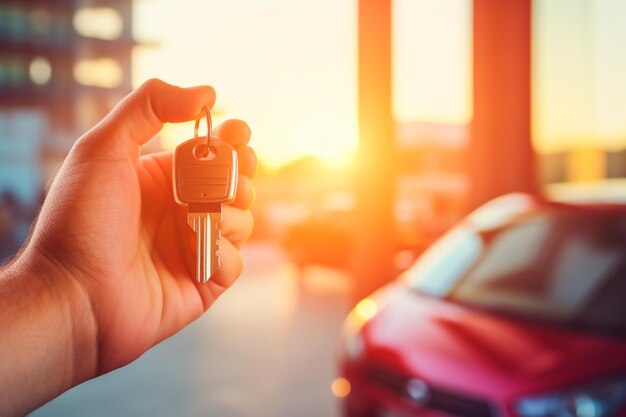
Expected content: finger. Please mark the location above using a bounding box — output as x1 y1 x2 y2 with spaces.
213 119 251 147
220 206 253 248
194 238 243 311
236 145 257 178
85 79 215 149
138 152 174 210
232 175 254 209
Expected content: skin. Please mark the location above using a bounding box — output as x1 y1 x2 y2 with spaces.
0 79 257 417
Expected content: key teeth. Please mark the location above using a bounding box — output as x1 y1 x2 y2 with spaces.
215 223 220 266
209 212 221 281
188 211 222 284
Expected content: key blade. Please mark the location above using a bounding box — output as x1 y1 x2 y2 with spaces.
187 211 221 283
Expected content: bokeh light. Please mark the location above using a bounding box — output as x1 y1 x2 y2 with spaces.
331 377 351 398
354 298 378 323
28 57 51 85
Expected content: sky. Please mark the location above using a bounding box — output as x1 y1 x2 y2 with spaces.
392 0 471 125
133 0 358 170
132 0 472 170
132 0 626 169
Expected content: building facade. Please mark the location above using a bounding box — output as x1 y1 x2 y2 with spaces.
0 0 134 259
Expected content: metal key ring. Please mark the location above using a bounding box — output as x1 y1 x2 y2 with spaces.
194 106 213 149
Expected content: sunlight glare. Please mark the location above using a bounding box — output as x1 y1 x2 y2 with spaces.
133 0 357 170
331 377 351 398
159 122 196 151
354 298 378 324
288 117 357 166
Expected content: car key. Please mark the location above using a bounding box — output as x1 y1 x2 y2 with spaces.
173 107 238 283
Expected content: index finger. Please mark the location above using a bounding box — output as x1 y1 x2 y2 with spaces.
81 79 216 154
213 119 251 147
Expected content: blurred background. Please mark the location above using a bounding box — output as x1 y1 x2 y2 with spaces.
1 0 625 416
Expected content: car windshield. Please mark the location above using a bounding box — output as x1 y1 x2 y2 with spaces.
407 208 626 334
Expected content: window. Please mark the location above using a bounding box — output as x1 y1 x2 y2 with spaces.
534 0 626 182
73 8 123 40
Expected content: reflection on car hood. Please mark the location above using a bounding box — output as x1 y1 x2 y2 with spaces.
364 284 626 396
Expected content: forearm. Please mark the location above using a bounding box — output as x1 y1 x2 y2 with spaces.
0 249 97 417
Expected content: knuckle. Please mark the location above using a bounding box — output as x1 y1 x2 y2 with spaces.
139 78 166 93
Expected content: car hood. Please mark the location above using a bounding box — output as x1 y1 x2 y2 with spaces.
363 284 626 397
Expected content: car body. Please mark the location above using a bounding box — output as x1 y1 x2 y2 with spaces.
339 193 626 417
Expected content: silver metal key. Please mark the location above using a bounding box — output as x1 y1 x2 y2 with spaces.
173 108 238 282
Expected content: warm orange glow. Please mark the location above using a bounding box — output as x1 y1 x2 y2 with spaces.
331 377 351 398
393 249 417 270
393 0 472 125
132 0 358 170
566 149 606 183
354 298 378 323
159 121 198 152
343 297 379 337
131 1 626 171
74 59 123 88
287 118 358 167
74 8 123 40
533 1 626 154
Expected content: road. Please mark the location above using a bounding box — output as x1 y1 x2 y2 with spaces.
31 243 353 417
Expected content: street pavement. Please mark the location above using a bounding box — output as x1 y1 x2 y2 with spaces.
31 243 353 417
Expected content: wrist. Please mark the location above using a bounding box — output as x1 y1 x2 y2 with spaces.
22 244 99 385
0 246 98 415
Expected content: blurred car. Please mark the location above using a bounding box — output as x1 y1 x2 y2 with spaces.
339 193 626 417
283 209 355 269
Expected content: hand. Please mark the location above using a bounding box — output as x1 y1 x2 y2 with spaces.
0 79 256 416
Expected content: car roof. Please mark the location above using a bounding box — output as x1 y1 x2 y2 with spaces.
467 186 626 230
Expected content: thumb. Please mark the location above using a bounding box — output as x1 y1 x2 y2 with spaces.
78 78 215 155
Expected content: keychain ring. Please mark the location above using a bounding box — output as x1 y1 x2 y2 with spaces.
194 106 213 148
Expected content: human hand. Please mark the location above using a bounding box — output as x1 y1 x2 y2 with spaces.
0 79 256 415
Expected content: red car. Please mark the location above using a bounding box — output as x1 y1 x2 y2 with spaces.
339 193 626 417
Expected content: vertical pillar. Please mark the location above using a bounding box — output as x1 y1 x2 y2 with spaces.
471 0 536 208
353 0 395 301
